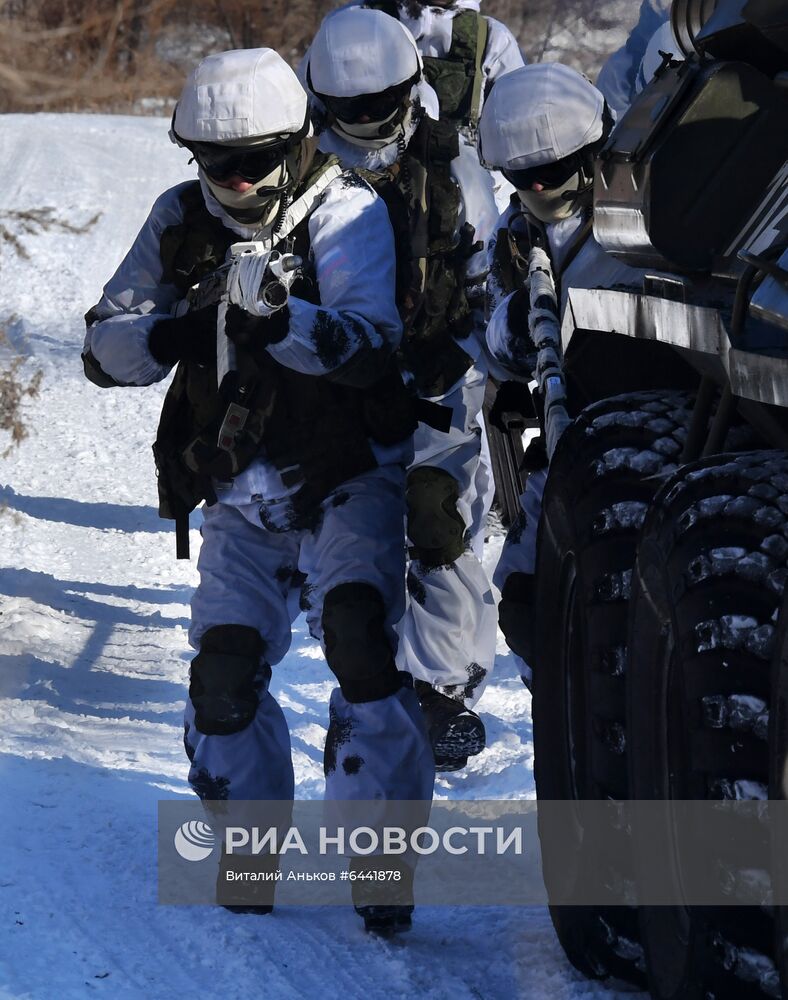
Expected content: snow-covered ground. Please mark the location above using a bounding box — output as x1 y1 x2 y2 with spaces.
0 114 639 1000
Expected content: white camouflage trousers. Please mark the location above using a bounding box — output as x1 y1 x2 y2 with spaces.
397 362 498 707
183 464 435 804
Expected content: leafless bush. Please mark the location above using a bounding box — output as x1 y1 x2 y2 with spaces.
0 328 42 454
0 0 340 111
0 208 101 259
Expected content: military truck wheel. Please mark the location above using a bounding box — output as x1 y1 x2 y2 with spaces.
533 390 695 985
628 451 788 1000
770 585 788 999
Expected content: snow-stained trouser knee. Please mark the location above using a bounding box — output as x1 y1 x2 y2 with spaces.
469 415 495 560
397 364 498 708
184 465 435 805
492 467 548 687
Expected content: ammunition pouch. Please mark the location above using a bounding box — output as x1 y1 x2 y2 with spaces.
364 1 488 129
422 11 489 129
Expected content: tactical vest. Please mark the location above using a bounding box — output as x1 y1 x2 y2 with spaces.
356 114 479 398
151 157 417 556
365 2 489 131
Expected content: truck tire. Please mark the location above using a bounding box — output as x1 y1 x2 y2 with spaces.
533 389 695 985
628 450 787 1000
770 586 788 999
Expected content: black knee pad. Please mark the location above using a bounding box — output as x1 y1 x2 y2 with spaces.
322 583 401 703
190 624 263 736
498 573 536 664
406 466 467 568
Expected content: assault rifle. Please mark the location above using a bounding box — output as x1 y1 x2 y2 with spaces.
484 224 571 527
178 243 301 392
180 242 302 460
526 243 571 461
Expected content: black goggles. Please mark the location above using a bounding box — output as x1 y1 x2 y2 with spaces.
318 74 418 125
188 140 291 183
501 152 584 192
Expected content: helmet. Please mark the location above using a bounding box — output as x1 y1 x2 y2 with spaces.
171 49 313 227
478 63 611 223
306 8 423 149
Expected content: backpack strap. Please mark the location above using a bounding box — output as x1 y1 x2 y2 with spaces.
268 155 343 249
463 11 489 128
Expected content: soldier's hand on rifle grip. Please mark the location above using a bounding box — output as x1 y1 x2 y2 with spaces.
224 302 289 357
506 288 534 348
148 302 220 367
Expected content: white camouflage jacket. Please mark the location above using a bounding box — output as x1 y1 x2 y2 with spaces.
83 167 407 519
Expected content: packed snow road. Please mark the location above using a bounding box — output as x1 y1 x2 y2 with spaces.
0 114 637 1000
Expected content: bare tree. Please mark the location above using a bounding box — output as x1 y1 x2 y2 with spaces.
0 0 638 113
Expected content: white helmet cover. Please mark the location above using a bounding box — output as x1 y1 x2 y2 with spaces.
307 7 422 99
478 63 606 172
173 48 310 144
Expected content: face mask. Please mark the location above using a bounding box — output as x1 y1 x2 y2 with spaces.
517 171 585 224
205 163 289 226
334 104 413 150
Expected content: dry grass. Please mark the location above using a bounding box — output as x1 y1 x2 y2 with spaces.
0 0 342 111
0 208 101 259
0 327 42 454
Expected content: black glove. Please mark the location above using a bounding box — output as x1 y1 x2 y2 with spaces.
148 303 219 366
506 287 532 337
224 303 290 355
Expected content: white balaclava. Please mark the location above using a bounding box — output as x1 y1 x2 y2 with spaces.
307 8 423 151
478 63 608 225
172 48 313 229
197 139 301 227
517 175 587 225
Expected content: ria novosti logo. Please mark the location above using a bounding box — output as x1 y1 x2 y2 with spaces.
174 820 215 862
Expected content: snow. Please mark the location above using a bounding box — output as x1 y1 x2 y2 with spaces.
0 114 640 1000
591 501 648 536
